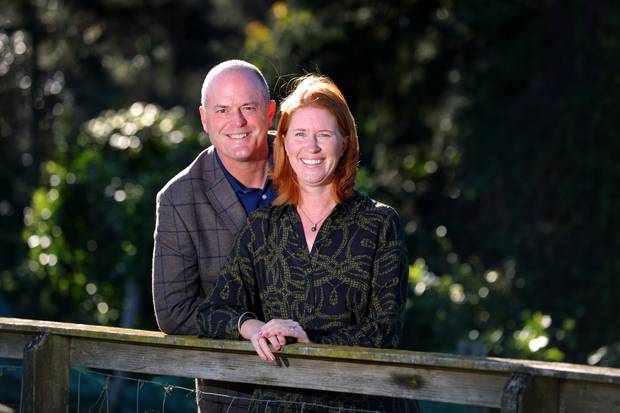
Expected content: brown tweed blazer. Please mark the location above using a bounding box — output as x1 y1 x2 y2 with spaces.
152 145 247 335
152 145 268 412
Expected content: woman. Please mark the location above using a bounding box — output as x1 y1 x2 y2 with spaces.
197 75 414 412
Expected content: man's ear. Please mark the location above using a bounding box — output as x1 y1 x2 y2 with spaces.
267 100 276 123
199 105 208 132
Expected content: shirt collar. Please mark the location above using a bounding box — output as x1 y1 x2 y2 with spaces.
215 149 272 194
214 150 244 192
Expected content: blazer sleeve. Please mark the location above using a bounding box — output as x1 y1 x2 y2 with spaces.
152 189 202 335
309 209 409 348
196 222 261 339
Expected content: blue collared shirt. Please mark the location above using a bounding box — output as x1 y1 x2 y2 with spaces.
215 150 276 214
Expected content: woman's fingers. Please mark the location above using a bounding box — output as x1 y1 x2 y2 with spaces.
246 319 307 361
285 323 310 343
251 335 274 361
295 327 311 343
259 319 311 343
260 319 300 337
265 333 283 351
249 319 312 361
258 336 275 361
249 335 264 360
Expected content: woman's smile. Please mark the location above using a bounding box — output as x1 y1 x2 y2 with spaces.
284 105 344 189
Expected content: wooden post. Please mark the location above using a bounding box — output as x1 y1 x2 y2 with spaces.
20 333 70 413
502 372 533 413
501 372 559 413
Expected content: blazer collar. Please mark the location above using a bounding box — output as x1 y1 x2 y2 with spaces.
198 146 247 234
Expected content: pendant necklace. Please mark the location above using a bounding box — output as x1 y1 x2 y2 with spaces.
297 204 335 232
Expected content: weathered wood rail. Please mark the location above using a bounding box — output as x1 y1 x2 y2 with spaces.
1 317 619 412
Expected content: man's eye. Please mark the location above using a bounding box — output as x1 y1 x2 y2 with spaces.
215 108 226 114
242 106 257 111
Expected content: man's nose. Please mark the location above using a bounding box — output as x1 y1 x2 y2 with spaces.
232 108 247 126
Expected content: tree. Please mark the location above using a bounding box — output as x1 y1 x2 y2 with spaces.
16 103 204 328
2 0 619 368
1 0 269 325
239 0 620 364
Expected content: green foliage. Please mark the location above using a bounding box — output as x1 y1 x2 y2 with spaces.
0 0 268 325
0 0 263 286
1 0 619 371
445 0 620 363
15 104 204 326
238 0 620 364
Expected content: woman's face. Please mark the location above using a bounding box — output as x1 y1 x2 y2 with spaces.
284 105 345 191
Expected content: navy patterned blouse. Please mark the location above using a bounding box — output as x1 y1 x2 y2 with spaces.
196 192 414 412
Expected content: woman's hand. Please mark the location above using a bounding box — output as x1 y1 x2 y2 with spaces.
239 319 275 361
258 319 310 344
240 318 310 361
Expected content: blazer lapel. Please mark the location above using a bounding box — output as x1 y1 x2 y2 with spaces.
199 147 247 234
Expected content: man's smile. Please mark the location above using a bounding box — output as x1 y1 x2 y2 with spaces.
227 133 249 140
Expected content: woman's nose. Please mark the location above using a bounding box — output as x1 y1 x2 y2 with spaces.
305 135 320 152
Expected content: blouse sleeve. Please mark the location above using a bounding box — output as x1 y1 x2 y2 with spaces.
196 221 262 339
311 208 409 348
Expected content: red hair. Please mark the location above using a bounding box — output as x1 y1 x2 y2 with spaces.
273 75 359 206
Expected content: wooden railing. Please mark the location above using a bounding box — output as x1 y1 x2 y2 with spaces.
1 317 619 412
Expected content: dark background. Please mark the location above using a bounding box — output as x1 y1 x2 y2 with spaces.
1 1 619 408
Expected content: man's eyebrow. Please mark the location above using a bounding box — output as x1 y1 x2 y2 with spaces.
213 101 259 108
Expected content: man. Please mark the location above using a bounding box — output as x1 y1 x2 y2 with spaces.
152 60 276 412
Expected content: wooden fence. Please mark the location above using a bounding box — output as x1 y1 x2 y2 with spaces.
1 317 619 412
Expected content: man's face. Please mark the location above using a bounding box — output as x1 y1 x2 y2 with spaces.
199 69 275 166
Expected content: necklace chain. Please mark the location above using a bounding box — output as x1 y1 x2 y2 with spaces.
297 204 335 232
